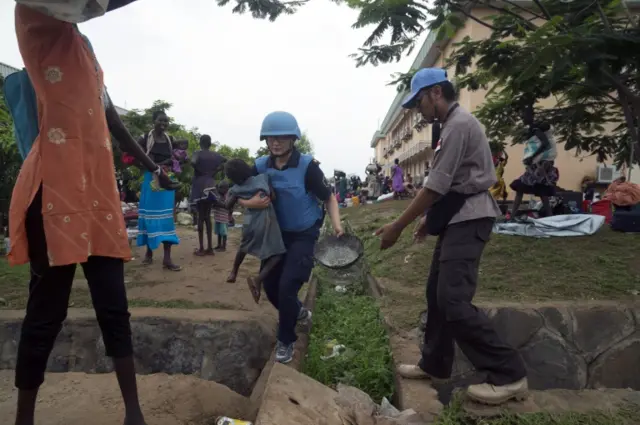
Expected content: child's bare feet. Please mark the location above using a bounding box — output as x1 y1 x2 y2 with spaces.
247 276 261 304
227 272 237 283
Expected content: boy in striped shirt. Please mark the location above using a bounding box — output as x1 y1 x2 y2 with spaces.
214 181 231 251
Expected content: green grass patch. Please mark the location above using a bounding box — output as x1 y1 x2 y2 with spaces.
434 396 640 425
303 267 394 402
341 201 640 331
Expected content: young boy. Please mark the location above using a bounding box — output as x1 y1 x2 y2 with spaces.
213 181 230 251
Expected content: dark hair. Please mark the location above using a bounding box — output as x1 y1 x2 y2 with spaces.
538 122 551 132
394 158 399 165
217 179 230 193
225 159 254 186
200 134 212 148
436 81 457 102
152 110 167 121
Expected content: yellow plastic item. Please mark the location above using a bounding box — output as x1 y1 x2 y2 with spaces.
352 196 360 206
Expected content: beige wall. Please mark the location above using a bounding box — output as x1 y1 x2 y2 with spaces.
374 8 622 197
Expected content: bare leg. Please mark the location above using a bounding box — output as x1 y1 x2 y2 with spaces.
162 243 181 271
247 255 282 304
113 356 147 425
203 203 214 254
227 250 246 283
15 390 37 425
540 196 553 217
511 191 524 218
142 246 153 265
196 202 206 254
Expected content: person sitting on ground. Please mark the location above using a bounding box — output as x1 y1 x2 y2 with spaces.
224 159 286 304
509 118 558 219
213 180 231 251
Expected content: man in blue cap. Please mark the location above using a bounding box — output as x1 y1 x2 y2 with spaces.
375 69 528 405
238 111 344 364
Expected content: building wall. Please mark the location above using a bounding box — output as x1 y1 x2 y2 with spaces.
372 9 636 196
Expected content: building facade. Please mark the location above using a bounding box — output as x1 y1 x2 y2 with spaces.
371 8 639 194
1 61 130 116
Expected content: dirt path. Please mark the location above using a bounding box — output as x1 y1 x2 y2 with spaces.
0 371 257 425
125 226 276 315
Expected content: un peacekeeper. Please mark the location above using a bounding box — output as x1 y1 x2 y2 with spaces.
239 111 344 364
375 68 528 405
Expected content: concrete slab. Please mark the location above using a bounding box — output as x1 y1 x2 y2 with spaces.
255 363 344 425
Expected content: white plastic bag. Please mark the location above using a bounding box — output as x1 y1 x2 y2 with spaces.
16 0 110 23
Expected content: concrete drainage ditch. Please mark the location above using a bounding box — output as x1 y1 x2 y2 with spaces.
412 302 640 391
0 308 277 397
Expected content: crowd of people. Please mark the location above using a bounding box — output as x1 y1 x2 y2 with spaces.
9 1 612 423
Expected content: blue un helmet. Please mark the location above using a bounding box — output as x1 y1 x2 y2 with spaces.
260 111 302 141
401 68 449 109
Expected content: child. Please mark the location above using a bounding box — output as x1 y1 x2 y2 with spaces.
213 181 230 251
223 159 286 304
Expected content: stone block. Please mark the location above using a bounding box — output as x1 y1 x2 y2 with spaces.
571 306 635 362
537 306 573 342
491 307 543 349
255 363 344 425
588 334 640 390
519 329 587 390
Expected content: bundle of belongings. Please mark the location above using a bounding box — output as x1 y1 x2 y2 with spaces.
603 176 640 233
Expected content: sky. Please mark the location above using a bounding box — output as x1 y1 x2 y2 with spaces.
0 0 418 177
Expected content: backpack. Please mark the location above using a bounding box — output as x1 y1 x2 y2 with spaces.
2 70 38 160
2 27 97 162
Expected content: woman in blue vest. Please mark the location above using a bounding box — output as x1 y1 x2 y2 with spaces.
240 111 344 364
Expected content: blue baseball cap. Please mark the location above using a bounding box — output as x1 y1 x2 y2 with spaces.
401 68 449 109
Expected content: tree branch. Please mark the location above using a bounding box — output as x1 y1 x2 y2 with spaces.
531 0 552 20
450 4 498 31
470 0 538 30
496 0 547 21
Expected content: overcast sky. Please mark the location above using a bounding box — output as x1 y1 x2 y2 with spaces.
0 0 418 177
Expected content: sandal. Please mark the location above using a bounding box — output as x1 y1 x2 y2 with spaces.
204 248 215 256
246 276 262 304
163 263 182 272
141 256 153 266
194 249 206 257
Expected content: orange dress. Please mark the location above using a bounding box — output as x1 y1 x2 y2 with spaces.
9 5 131 267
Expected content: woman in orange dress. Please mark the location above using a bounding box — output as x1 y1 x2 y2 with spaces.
10 4 172 425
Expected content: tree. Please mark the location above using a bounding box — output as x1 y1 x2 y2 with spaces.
254 132 315 158
218 0 640 168
118 100 255 202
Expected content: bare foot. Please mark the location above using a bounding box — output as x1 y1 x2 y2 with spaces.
227 272 237 283
204 248 215 256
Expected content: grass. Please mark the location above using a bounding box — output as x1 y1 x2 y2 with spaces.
303 267 395 403
434 395 640 425
341 200 640 331
0 259 234 310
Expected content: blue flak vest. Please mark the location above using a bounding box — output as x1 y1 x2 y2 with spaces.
2 27 97 161
255 154 323 232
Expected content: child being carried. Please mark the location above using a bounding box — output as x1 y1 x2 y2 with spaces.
224 159 286 304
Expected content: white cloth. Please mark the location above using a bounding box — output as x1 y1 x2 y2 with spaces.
16 0 109 23
493 214 605 238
